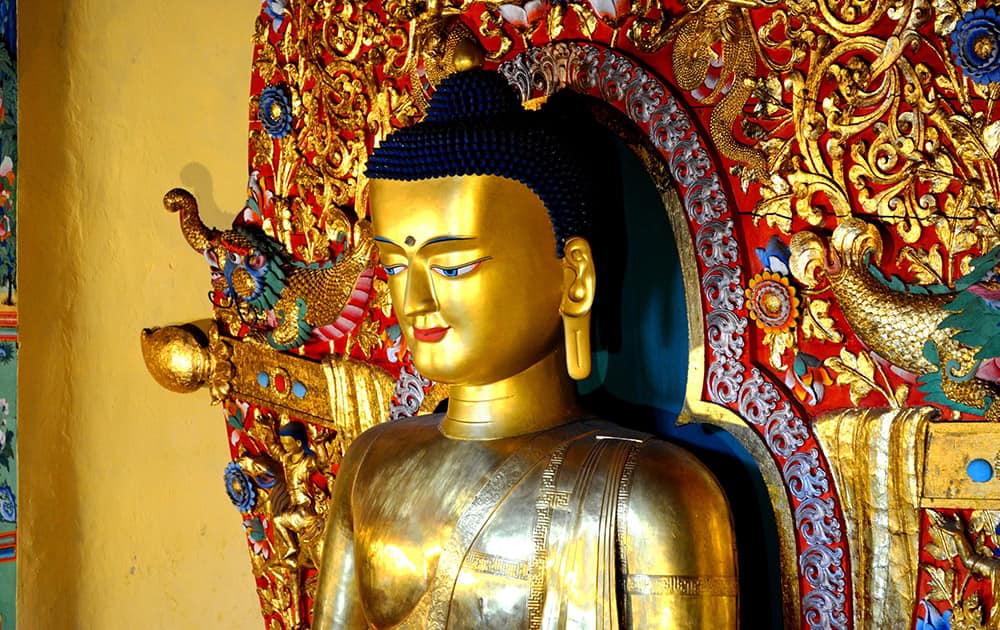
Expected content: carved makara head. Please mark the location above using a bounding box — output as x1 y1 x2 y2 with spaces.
790 217 884 288
205 227 287 313
162 186 378 349
163 188 286 312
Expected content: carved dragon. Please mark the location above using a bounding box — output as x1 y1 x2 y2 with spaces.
163 189 376 350
790 217 1000 420
670 2 768 182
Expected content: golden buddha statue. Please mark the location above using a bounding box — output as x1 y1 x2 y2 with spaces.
313 69 737 629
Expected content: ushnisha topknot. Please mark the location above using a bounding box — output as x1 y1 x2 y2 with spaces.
365 68 598 257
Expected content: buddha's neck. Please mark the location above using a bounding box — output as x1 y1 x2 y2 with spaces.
441 347 584 441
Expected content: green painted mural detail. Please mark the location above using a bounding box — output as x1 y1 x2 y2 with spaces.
0 0 17 627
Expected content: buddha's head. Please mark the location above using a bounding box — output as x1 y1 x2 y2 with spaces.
367 70 614 387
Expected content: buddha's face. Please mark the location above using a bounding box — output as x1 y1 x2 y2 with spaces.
370 175 564 386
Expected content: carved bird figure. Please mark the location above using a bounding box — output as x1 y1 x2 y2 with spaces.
163 188 376 350
790 217 1000 420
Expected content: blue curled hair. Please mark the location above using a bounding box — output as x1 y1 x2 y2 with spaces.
365 69 602 258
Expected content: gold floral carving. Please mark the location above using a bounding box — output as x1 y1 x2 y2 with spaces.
743 0 1000 243
823 347 910 408
234 409 339 629
248 2 421 262
246 0 501 255
924 509 1000 629
646 0 1000 291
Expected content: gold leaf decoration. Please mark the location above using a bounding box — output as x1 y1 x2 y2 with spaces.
825 348 878 405
893 383 911 408
546 2 565 39
370 277 392 317
968 510 1000 537
292 200 322 264
764 328 793 370
477 9 513 61
801 297 845 343
899 244 946 285
348 318 381 359
924 564 955 602
251 129 273 169
933 0 977 35
983 121 1000 158
926 509 961 562
570 3 598 39
926 152 956 195
753 190 794 232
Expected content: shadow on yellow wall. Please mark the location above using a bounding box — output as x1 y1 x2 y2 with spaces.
20 3 264 628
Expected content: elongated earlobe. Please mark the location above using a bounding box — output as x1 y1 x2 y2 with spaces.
560 237 595 380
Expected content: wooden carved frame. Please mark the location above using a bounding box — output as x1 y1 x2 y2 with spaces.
143 1 1000 628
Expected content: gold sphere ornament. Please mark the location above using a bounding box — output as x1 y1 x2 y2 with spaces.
450 36 485 72
140 325 213 393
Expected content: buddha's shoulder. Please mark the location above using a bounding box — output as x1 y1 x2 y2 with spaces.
359 413 442 441
624 436 730 525
605 434 736 575
338 414 444 470
574 419 727 510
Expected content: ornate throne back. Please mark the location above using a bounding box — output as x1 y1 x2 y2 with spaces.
143 1 1000 628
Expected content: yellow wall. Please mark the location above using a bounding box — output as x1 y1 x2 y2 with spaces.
20 2 264 627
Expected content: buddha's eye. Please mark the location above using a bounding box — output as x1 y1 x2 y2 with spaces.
383 264 407 277
431 259 486 278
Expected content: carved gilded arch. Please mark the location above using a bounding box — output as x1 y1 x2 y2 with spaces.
500 41 814 628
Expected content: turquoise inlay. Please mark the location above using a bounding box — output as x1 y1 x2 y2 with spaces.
967 458 994 483
292 381 307 398
256 372 270 388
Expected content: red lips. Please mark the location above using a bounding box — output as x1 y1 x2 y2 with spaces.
413 326 450 342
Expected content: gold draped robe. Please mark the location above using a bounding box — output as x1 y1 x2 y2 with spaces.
315 416 738 629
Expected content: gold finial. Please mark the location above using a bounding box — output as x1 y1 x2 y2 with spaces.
449 32 485 73
421 20 486 88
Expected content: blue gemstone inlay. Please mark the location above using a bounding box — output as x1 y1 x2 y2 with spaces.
967 458 994 483
292 381 307 399
257 372 270 388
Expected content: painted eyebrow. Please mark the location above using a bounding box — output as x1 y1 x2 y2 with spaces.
373 235 475 248
423 235 474 246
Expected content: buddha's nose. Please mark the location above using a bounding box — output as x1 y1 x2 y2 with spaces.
403 269 437 317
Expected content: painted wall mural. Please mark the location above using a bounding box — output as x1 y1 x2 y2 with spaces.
0 0 16 628
141 0 1000 628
